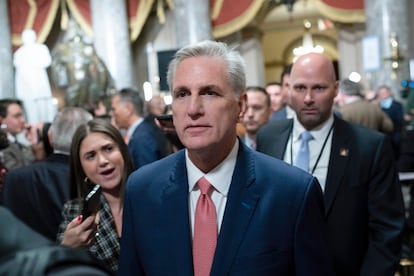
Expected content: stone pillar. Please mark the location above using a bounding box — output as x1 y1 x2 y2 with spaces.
90 0 135 89
174 0 212 47
0 0 14 98
336 25 364 80
364 0 410 100
240 26 266 86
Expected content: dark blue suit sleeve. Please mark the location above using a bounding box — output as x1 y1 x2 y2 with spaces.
128 123 162 169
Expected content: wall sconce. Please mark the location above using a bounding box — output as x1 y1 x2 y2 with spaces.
384 32 404 74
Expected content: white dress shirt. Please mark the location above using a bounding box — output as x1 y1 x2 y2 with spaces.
283 115 334 191
126 117 144 140
243 134 256 150
187 139 239 238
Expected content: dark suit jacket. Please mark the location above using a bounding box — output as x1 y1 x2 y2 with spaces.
128 120 169 169
0 207 113 276
381 100 404 157
1 141 34 170
119 142 335 275
270 106 287 121
256 116 405 276
2 153 69 241
398 129 414 172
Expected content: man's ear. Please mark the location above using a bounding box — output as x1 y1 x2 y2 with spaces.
125 102 135 116
0 117 7 129
239 92 247 118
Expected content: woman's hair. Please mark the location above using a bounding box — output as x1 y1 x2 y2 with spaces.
69 118 134 205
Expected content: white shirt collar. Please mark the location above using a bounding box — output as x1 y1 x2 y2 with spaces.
244 134 255 149
187 139 239 197
127 118 144 138
292 114 334 142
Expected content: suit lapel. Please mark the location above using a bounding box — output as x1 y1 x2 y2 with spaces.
161 151 194 275
270 120 293 159
324 118 351 216
211 143 259 275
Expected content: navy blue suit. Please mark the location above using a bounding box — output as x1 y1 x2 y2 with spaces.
270 106 287 121
128 120 169 169
119 142 334 275
257 116 405 276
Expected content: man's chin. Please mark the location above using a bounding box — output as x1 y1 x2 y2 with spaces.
299 117 323 129
183 138 216 152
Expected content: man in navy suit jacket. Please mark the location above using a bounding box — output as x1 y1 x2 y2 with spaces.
257 53 405 275
377 84 404 158
111 88 169 169
119 40 334 275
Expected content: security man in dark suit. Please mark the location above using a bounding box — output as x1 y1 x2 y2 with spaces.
257 53 405 276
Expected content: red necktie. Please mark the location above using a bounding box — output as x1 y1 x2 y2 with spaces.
193 177 217 276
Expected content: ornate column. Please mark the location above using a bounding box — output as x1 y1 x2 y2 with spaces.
174 0 212 47
240 26 266 86
0 0 14 98
364 0 410 100
90 0 135 89
336 24 365 81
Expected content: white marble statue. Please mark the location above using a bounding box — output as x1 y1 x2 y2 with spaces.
13 29 57 124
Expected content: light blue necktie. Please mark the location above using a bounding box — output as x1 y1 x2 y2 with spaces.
294 131 313 172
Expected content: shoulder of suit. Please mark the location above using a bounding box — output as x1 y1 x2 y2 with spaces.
336 117 385 140
261 118 292 132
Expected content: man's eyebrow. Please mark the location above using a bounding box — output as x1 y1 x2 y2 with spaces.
199 85 220 92
292 83 305 87
311 84 329 88
172 85 189 93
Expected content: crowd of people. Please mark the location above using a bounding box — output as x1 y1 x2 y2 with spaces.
0 39 413 275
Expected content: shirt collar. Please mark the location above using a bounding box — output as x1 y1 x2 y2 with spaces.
380 97 393 109
293 114 334 142
7 133 17 143
244 134 255 149
187 139 239 197
127 118 144 138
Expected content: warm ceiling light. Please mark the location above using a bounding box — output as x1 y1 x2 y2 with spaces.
293 20 324 61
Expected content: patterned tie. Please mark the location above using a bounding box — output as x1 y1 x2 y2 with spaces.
294 131 313 172
193 177 217 276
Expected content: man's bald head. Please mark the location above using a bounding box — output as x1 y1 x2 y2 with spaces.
291 53 337 83
289 53 338 130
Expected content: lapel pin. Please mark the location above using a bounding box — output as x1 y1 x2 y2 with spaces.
339 148 349 157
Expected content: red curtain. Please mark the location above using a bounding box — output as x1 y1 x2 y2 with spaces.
9 0 326 48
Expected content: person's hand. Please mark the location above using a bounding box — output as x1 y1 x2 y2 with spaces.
25 122 44 144
404 114 412 123
61 213 100 248
25 122 47 160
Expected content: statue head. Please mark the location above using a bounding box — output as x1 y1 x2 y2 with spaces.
22 29 37 45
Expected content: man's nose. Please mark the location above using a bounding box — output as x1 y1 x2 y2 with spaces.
187 95 204 117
